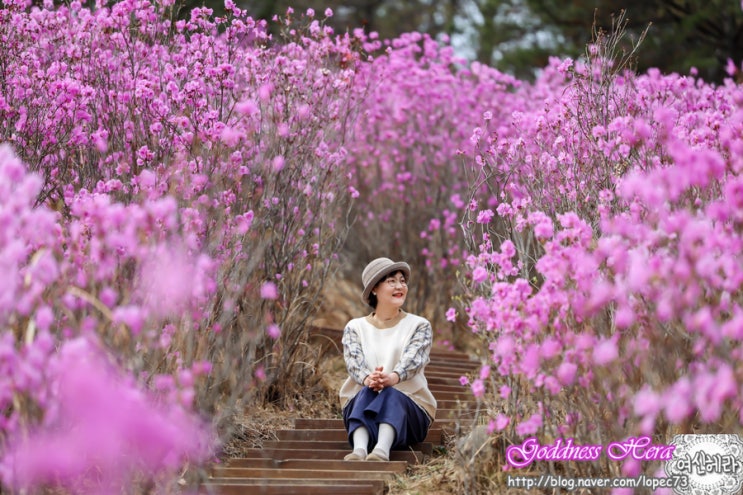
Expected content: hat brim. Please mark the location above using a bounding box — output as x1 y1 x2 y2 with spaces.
361 262 411 304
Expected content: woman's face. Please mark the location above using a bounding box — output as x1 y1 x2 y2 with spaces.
374 270 408 309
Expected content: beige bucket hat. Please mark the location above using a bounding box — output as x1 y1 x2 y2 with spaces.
361 257 411 304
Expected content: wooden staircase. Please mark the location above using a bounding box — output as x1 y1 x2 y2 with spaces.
199 327 479 495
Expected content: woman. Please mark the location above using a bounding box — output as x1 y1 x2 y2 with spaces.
339 257 437 461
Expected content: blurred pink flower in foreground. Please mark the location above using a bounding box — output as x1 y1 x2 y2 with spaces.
136 243 215 319
0 337 213 494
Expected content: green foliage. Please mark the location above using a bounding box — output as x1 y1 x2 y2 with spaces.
520 0 742 82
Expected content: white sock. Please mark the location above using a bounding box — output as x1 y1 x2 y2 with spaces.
352 426 370 454
373 423 396 456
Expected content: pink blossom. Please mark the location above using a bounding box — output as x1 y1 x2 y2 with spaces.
539 338 561 359
494 413 510 431
529 211 554 239
472 266 488 283
621 458 641 477
272 156 285 172
267 324 281 339
519 344 540 378
593 338 618 365
260 281 279 300
235 99 259 116
112 306 145 335
556 362 577 386
663 378 693 423
515 413 542 436
254 366 266 381
219 126 242 146
136 244 213 318
236 211 254 234
471 378 485 398
499 385 511 399
726 58 738 76
445 307 457 322
34 306 54 331
633 387 661 418
479 365 490 380
1 337 213 492
476 209 494 224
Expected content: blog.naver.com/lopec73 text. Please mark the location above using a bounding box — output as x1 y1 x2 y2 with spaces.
505 434 743 494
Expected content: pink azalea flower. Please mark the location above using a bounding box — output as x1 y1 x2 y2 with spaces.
471 378 485 398
445 307 457 322
267 324 281 339
472 266 489 283
494 413 510 431
476 209 494 224
593 338 618 365
260 281 279 300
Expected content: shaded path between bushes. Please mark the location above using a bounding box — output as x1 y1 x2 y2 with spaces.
199 326 480 495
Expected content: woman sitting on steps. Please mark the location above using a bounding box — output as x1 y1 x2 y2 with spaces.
339 257 437 461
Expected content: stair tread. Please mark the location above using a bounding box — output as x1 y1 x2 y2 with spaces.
202 334 478 495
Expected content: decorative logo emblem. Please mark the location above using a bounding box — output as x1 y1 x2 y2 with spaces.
665 434 743 495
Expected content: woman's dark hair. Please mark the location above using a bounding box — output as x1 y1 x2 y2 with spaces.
367 270 406 309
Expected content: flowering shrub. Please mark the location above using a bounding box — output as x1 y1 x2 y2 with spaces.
340 30 521 335
1 336 211 494
3 0 742 492
1 1 360 491
0 143 214 492
455 20 743 489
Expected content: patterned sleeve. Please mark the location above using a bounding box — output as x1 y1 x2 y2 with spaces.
342 324 372 385
393 319 432 382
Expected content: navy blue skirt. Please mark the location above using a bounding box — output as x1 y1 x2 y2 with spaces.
342 386 431 451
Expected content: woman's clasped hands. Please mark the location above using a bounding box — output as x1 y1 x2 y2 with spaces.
364 366 400 392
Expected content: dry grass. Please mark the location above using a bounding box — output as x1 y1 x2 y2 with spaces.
222 353 349 454
312 276 369 330
220 405 297 456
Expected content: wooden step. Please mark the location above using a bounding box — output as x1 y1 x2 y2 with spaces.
433 391 472 402
430 358 480 368
427 375 468 386
294 418 449 429
294 417 459 431
203 337 481 495
426 370 476 379
265 439 355 449
218 458 408 472
234 448 425 464
202 479 383 495
438 408 478 420
294 416 463 429
212 466 399 481
427 363 480 374
263 439 434 455
276 428 444 444
431 383 472 393
437 399 472 409
430 349 475 361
